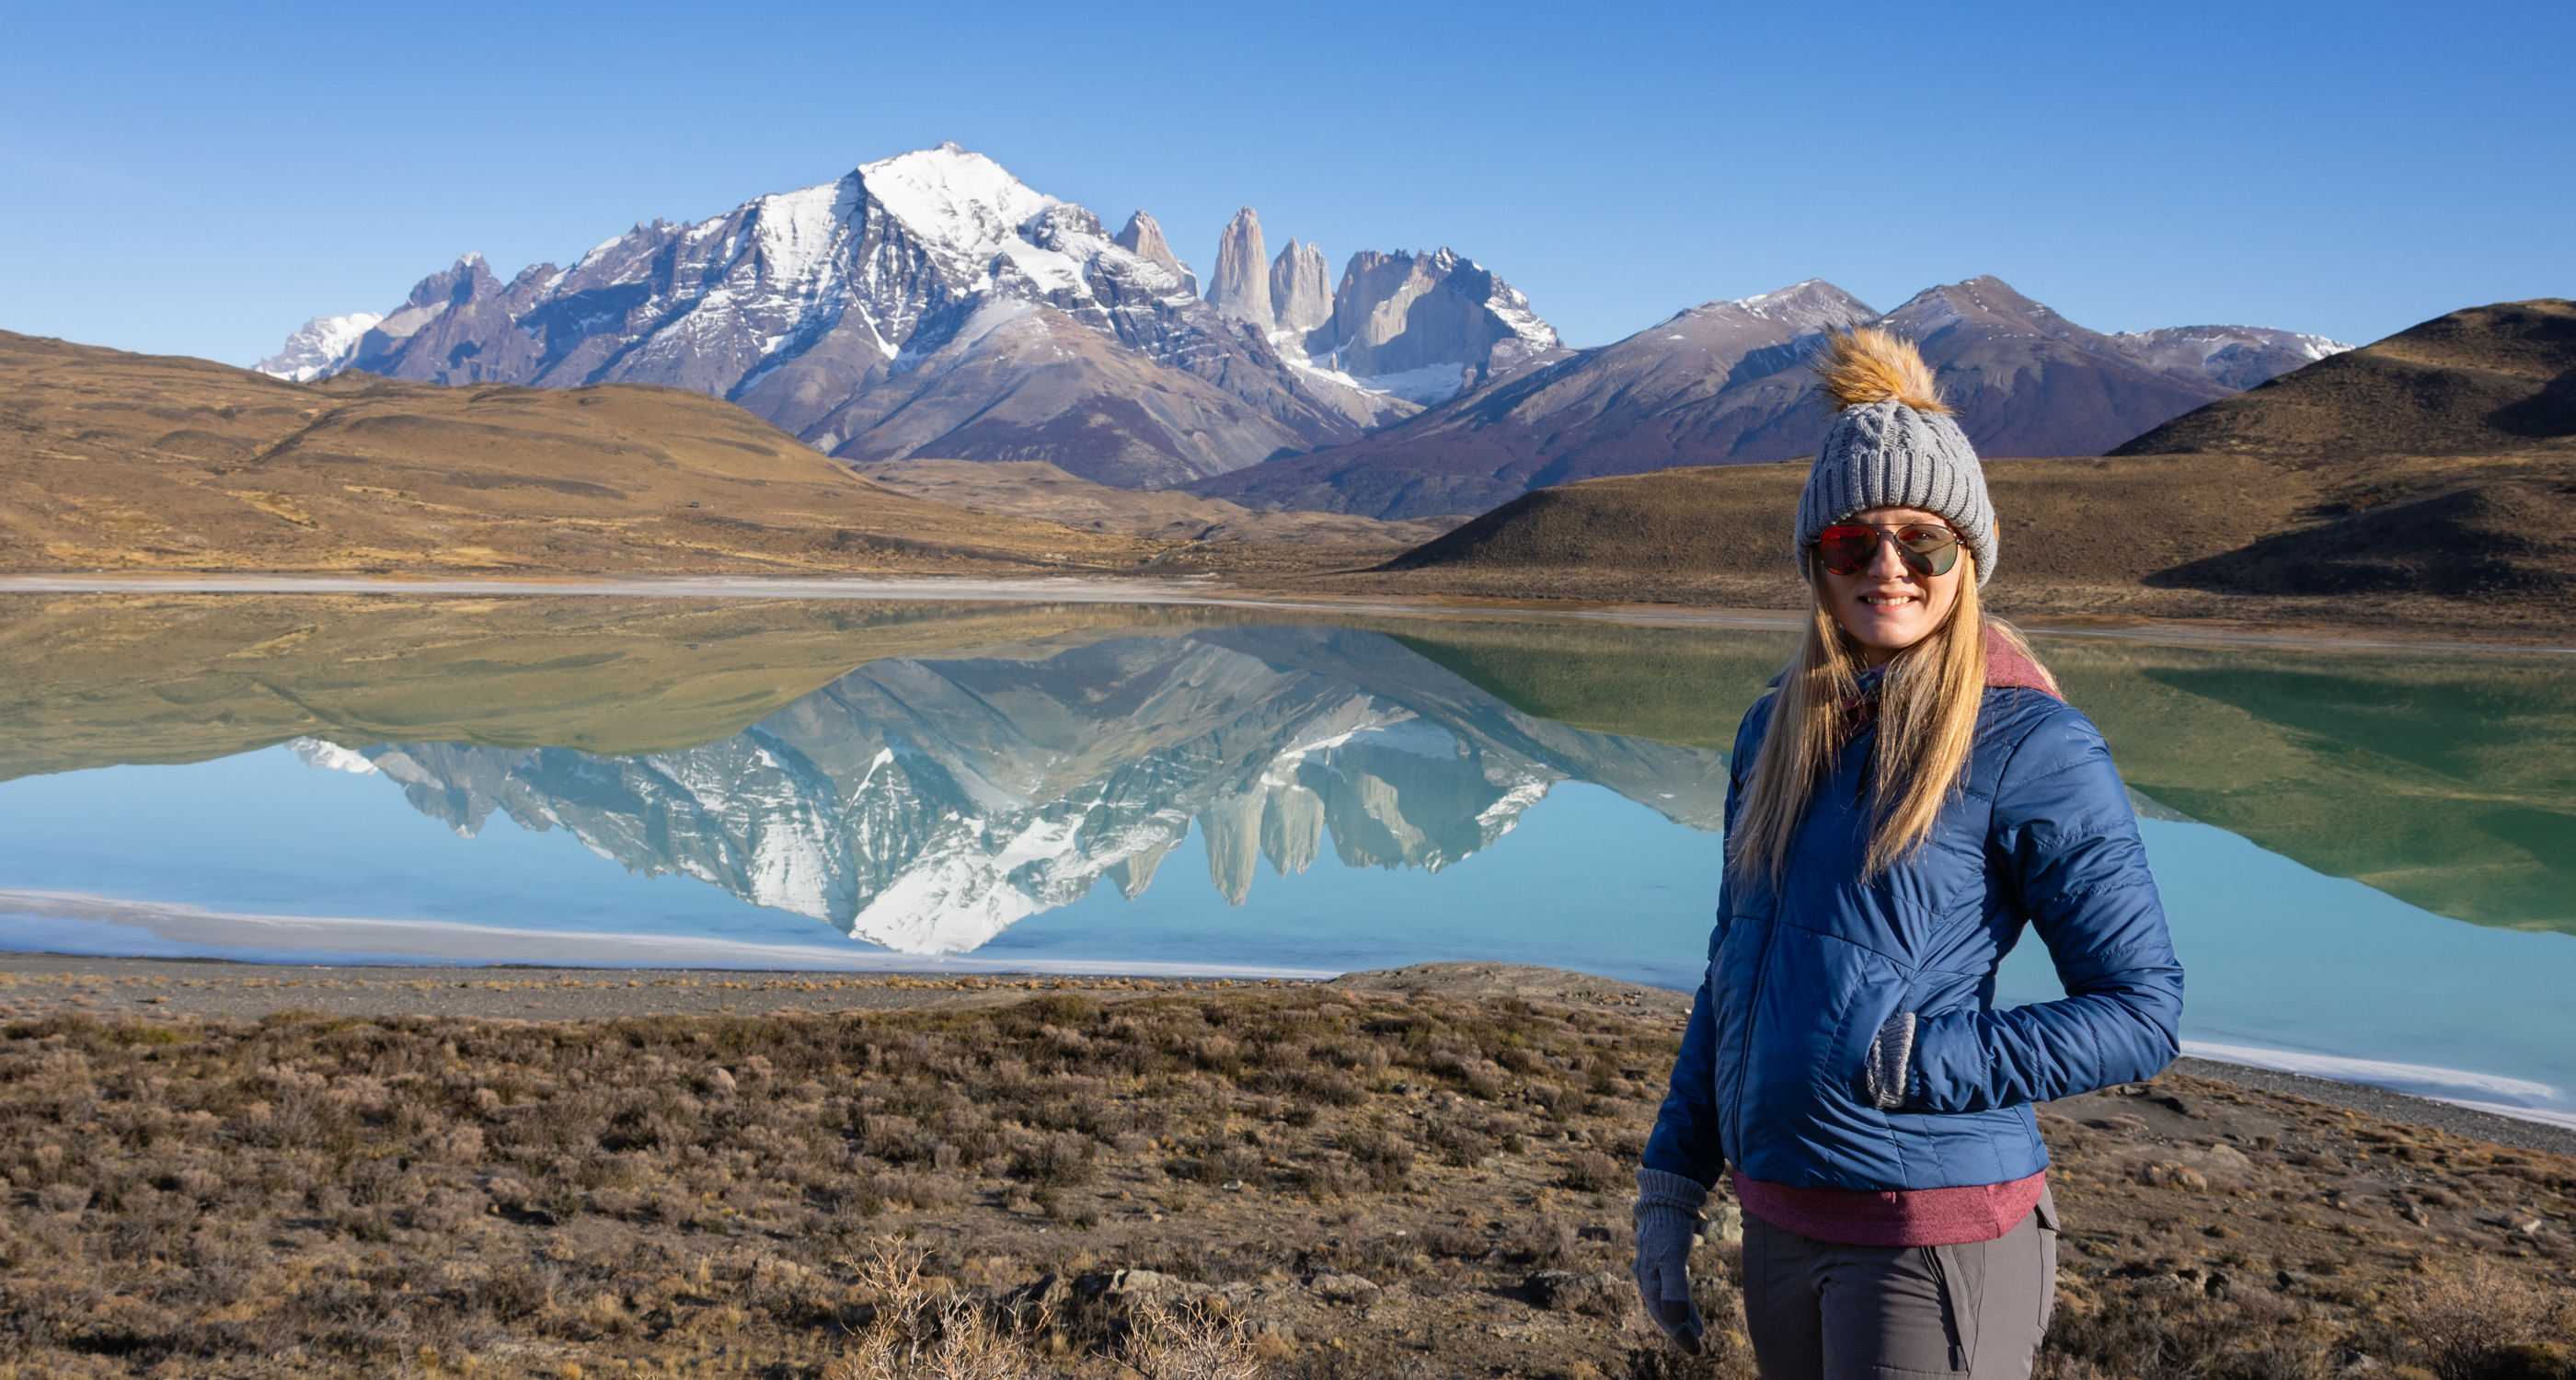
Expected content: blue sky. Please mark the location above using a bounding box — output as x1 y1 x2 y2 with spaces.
3 0 2567 366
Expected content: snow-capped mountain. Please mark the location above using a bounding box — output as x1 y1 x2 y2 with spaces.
255 311 384 382
288 626 1727 955
259 145 1479 487
2099 325 2351 391
1196 276 2353 520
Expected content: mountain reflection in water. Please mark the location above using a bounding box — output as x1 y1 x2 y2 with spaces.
293 627 1730 954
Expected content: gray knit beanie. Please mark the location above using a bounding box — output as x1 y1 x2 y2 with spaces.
1794 330 1997 585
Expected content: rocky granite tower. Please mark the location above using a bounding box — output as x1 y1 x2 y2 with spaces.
1269 238 1333 336
1207 207 1272 325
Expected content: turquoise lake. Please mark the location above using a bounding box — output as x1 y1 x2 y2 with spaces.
2 593 2570 1126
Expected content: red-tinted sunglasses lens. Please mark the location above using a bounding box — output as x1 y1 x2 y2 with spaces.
1812 524 1960 577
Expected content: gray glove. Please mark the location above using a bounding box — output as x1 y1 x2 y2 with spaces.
1865 1011 1916 1110
1633 1167 1708 1353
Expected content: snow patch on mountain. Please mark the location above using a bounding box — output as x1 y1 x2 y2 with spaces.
286 737 379 775
257 313 385 382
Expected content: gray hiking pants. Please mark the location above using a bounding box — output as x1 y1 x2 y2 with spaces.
1742 1187 2059 1380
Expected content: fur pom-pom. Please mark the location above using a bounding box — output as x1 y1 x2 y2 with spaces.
1814 328 1950 415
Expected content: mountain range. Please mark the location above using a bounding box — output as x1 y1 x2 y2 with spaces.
1382 297 2575 611
262 144 2344 514
259 146 1551 489
287 626 1728 955
1190 277 2350 520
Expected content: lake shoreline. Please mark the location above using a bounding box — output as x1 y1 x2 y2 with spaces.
5 570 2572 656
7 951 2570 1158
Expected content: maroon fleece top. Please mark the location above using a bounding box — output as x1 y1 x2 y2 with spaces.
1735 627 2061 1247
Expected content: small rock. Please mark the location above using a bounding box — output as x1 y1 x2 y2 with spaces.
2277 1269 2315 1291
1527 1269 1627 1317
2086 1115 2149 1134
1308 1272 1380 1303
1698 1203 1744 1244
2336 1350 2380 1373
1004 1275 1068 1322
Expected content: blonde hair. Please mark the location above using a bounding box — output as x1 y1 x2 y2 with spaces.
1729 554 2053 883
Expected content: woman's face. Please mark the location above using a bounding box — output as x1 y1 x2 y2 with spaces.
1817 505 1965 666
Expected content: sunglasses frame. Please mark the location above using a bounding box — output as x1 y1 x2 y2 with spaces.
1811 522 1962 579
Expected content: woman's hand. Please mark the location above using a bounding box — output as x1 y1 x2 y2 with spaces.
1632 1167 1708 1352
1865 1010 1916 1110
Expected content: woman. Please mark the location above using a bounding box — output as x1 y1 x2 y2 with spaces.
1631 329 2184 1380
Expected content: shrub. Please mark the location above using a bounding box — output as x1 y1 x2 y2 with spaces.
2404 1259 2575 1380
1013 1133 1095 1187
1343 1126 1414 1192
1561 1150 1623 1193
1505 1214 1579 1269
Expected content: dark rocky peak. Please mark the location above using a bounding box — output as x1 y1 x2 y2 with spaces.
1024 202 1110 248
402 252 506 310
1716 279 1879 334
1880 274 2091 347
1113 210 1198 295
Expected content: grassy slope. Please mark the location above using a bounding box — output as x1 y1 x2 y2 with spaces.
0 332 1169 577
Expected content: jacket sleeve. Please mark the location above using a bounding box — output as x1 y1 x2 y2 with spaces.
1906 703 2184 1112
1640 696 1767 1188
1642 969 1722 1189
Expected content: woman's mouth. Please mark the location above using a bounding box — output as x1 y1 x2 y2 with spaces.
1860 594 1917 607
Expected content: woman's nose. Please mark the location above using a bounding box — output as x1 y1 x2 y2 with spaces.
1868 534 1910 579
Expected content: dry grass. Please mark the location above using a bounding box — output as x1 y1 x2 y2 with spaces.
1 989 2570 1378
0 989 1682 1376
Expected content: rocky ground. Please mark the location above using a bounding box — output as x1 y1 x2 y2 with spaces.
0 960 2570 1379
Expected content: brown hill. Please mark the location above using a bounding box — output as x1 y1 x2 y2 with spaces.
0 330 1168 575
2112 299 2576 600
1384 451 2291 591
2113 299 2576 460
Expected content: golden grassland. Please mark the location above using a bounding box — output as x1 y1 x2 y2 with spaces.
0 332 1179 579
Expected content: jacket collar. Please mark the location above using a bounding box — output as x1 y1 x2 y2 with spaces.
1984 627 2062 700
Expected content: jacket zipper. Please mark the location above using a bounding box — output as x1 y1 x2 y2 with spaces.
1727 896 1782 1155
1731 730 1869 1167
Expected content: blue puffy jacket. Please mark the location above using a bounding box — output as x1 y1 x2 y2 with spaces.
1643 681 2184 1191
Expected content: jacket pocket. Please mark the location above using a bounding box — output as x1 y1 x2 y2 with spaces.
1725 927 1916 1184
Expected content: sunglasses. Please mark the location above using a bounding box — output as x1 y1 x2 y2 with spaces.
1812 522 1961 578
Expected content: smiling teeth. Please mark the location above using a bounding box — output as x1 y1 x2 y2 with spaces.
1862 596 1915 605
